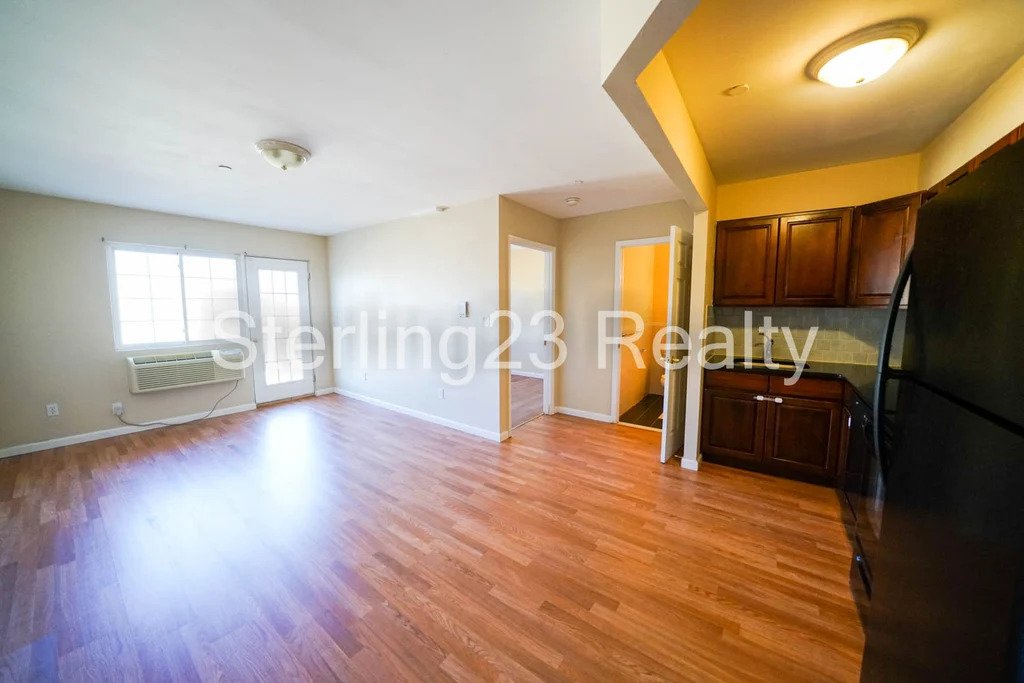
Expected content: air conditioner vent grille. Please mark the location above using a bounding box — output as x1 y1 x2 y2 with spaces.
126 349 244 393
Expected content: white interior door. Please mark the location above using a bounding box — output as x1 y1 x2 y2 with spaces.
661 226 691 463
245 257 315 404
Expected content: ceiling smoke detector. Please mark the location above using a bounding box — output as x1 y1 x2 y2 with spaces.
254 139 311 171
565 196 582 207
808 19 924 88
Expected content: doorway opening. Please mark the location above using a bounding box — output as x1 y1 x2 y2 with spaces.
611 228 693 462
508 238 555 431
614 240 670 430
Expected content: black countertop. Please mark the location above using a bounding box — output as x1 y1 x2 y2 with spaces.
706 356 880 408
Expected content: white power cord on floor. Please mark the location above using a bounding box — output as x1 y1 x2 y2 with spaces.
115 380 241 428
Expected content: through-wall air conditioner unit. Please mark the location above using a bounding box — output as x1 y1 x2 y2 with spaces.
126 349 245 394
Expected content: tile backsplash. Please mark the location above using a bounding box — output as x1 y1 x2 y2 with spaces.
708 306 905 366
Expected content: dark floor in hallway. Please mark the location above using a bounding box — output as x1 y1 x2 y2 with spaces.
620 393 663 429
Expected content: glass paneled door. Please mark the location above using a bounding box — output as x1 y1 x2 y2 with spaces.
245 257 315 404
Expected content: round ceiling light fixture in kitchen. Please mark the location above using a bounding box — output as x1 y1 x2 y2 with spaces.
808 19 923 88
254 139 311 171
565 196 581 207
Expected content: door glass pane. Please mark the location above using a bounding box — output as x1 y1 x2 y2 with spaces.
259 268 304 386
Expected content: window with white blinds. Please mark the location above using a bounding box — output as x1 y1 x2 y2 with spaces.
106 243 243 349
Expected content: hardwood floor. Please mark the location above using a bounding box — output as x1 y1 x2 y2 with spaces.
0 395 863 681
510 375 544 428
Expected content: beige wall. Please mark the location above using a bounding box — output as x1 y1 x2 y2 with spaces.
328 197 503 439
716 154 922 220
920 54 1024 188
557 200 688 417
508 245 547 373
0 189 333 451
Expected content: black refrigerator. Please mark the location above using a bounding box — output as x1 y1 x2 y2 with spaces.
861 142 1024 680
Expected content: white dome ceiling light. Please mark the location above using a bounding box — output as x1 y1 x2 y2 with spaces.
808 20 924 88
254 139 311 171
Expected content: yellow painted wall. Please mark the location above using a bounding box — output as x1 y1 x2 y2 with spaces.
618 244 657 414
636 51 716 213
648 242 670 396
716 154 922 220
650 242 670 324
919 54 1024 189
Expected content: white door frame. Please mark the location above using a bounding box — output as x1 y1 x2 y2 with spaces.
506 235 556 428
610 235 670 428
244 256 315 404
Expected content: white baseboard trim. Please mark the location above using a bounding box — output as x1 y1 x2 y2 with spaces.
554 406 615 423
314 386 337 397
0 402 257 460
680 453 703 471
335 389 502 442
511 371 545 380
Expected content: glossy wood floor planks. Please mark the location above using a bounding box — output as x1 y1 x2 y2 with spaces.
0 395 863 681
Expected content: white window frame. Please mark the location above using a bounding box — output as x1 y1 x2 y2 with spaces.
105 241 248 352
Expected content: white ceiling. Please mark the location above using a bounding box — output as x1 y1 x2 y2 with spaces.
663 0 1024 183
0 1 680 235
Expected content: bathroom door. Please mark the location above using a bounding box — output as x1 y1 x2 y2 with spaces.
661 225 691 463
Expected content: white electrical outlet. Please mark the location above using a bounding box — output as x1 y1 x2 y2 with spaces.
112 402 124 416
438 388 445 399
45 403 59 417
363 372 368 380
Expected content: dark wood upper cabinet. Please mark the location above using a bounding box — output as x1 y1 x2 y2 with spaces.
774 209 852 307
929 122 1023 197
847 193 922 307
971 130 1017 171
711 120 1022 308
713 217 779 306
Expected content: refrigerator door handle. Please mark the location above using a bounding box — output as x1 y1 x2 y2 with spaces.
873 249 914 469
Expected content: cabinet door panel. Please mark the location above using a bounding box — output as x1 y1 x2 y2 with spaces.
775 209 852 306
765 397 842 484
700 388 766 463
848 193 921 307
713 217 779 306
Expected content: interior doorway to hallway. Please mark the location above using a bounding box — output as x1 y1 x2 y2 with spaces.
507 237 555 430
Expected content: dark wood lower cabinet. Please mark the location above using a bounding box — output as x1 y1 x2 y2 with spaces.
763 395 842 484
701 370 845 486
700 387 767 463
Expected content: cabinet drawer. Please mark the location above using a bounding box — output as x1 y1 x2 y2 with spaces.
705 370 769 392
770 375 843 400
